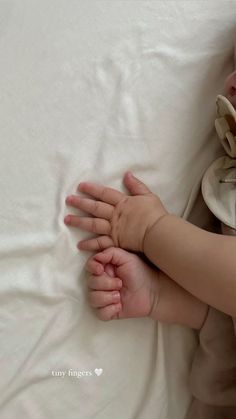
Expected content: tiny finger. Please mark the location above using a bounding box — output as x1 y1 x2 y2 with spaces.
88 290 121 308
87 274 122 291
65 196 113 220
78 236 114 251
65 216 111 235
96 303 122 321
86 259 104 275
123 171 151 196
78 182 124 205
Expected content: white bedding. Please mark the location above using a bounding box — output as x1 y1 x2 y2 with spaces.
0 1 236 418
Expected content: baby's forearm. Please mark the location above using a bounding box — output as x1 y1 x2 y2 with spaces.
144 214 236 317
150 270 208 329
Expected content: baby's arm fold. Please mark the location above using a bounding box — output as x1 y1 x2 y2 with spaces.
144 214 236 317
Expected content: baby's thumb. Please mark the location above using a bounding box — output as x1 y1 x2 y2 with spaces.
97 247 130 267
124 171 151 196
94 249 117 277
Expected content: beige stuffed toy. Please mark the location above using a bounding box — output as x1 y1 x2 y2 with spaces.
202 94 236 236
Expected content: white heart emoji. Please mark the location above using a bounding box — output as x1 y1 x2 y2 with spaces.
94 368 103 376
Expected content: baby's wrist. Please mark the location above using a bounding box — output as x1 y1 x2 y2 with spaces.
142 212 170 254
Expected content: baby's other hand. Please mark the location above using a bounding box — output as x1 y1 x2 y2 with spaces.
86 247 159 321
64 171 167 253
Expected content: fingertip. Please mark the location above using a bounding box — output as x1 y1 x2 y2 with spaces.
77 182 85 192
123 171 138 190
124 171 134 181
94 251 105 261
110 310 120 320
98 302 122 321
77 240 90 251
115 302 122 312
65 196 73 204
86 258 104 275
96 264 104 275
109 303 122 320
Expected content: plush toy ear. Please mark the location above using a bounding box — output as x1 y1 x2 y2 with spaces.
215 95 236 158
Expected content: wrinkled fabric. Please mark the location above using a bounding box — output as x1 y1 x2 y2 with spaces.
0 1 236 418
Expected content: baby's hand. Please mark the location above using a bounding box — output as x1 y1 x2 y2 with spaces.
64 171 167 253
85 247 159 321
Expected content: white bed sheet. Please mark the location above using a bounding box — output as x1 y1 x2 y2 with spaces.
0 1 236 418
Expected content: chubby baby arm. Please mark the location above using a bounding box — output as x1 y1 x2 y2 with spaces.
144 214 236 318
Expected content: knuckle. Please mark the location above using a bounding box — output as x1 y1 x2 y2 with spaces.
123 196 129 205
100 187 107 202
118 197 128 209
92 218 97 233
94 200 99 214
107 223 112 236
96 237 104 251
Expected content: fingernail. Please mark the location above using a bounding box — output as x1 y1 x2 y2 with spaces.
113 291 120 300
118 280 122 288
64 215 71 224
77 183 84 191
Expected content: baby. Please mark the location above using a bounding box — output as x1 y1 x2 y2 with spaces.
64 70 236 417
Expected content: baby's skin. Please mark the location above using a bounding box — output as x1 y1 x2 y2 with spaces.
65 172 168 323
85 246 159 321
65 171 167 253
65 70 236 329
65 172 208 329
